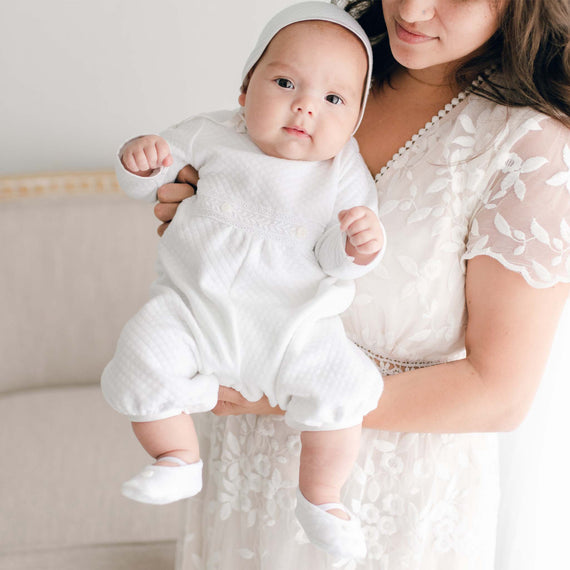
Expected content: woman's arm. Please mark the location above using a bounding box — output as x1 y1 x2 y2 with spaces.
214 256 569 434
363 255 569 433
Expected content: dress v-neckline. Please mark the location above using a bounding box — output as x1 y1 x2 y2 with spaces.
374 73 489 181
375 89 470 181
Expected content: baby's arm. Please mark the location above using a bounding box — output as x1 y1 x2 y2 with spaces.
115 118 204 203
121 135 173 177
315 140 385 279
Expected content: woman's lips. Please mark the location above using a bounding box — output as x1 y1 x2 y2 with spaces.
395 21 436 44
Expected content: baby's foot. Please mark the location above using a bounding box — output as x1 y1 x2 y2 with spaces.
121 456 203 505
295 489 367 560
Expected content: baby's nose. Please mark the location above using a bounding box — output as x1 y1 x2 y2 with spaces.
292 95 315 116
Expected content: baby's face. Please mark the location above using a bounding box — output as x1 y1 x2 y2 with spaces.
238 21 368 161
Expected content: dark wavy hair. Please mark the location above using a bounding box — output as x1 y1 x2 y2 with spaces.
343 0 570 126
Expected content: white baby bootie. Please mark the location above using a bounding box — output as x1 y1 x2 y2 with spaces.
295 488 367 560
121 456 203 505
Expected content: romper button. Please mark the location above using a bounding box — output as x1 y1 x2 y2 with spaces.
222 202 233 213
295 226 307 239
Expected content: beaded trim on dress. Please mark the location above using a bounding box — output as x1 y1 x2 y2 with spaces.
355 342 446 376
376 73 488 179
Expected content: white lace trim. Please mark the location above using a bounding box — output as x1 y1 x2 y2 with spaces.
190 193 323 249
463 250 570 290
376 74 489 179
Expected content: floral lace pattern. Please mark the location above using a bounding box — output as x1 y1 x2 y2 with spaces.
464 134 570 287
180 358 499 570
342 98 570 362
178 96 569 569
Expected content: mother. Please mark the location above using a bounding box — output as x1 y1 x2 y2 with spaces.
156 0 570 568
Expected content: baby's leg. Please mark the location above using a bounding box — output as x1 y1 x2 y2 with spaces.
299 424 361 520
296 424 367 558
122 413 204 505
276 316 380 557
132 413 200 466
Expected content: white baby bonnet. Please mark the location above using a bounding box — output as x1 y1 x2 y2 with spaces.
241 1 373 133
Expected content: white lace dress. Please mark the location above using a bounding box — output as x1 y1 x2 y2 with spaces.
177 92 570 570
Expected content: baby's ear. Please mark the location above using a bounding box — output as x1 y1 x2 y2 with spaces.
238 68 254 106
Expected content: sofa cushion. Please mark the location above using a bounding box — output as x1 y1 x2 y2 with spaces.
0 383 181 553
0 172 159 392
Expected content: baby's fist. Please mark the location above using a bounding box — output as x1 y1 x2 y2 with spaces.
339 206 384 264
121 135 173 176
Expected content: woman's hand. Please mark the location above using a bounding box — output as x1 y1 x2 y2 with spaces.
154 165 199 236
212 386 285 417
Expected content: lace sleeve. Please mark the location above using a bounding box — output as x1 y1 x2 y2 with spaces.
463 115 570 288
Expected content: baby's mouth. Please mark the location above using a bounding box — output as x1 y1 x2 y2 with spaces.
283 126 311 138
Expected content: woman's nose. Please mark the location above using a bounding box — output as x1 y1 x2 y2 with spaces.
399 0 435 23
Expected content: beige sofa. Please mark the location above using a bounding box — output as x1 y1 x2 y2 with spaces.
0 172 182 569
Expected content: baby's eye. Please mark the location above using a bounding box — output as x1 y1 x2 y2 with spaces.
275 78 294 89
326 94 343 105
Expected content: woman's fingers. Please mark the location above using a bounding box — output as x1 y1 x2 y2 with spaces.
154 181 195 236
212 386 285 417
154 201 179 222
154 180 195 235
218 386 247 404
154 164 199 235
156 181 196 204
156 165 199 204
176 164 199 187
211 387 246 416
154 202 181 236
157 222 169 237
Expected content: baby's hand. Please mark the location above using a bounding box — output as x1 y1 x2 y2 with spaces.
338 206 384 265
121 135 173 176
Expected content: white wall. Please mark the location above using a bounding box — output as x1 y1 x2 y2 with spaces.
0 0 298 175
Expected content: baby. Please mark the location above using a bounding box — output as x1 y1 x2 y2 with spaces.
102 2 384 559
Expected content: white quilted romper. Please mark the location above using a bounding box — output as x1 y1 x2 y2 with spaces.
101 110 384 431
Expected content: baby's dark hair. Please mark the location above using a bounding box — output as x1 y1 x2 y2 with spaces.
240 68 255 95
344 0 570 126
